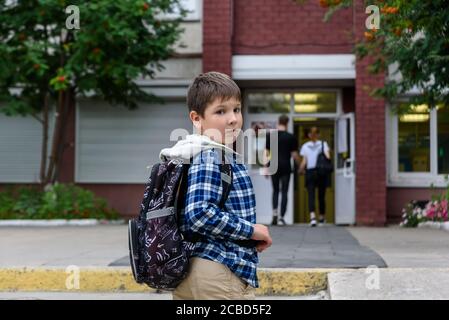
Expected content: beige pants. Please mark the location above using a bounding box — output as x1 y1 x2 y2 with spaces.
172 257 256 300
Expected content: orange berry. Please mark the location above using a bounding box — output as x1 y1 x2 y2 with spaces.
393 27 402 36
389 7 399 14
319 0 329 8
364 31 375 41
57 76 66 83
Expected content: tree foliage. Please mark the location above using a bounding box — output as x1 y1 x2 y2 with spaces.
0 0 185 184
301 0 449 111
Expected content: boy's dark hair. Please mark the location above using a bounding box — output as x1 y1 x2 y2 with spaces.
278 114 289 126
187 71 241 117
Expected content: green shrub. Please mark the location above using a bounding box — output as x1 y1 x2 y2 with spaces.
0 184 119 220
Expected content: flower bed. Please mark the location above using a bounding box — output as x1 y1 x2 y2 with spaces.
400 178 449 228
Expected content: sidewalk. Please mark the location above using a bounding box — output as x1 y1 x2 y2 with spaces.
347 226 449 267
0 224 386 268
1 224 449 299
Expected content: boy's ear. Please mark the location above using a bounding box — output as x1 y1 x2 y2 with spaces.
189 110 201 131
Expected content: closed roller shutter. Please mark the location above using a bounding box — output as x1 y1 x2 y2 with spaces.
0 110 54 183
76 100 192 183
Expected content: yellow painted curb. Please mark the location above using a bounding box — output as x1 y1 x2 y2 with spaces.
0 267 350 295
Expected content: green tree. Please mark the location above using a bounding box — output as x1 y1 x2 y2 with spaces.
297 0 449 111
0 0 185 185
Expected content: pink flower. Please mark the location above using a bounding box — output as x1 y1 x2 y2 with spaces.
440 199 448 221
425 202 436 219
441 199 448 211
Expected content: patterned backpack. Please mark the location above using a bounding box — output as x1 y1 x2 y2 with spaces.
128 151 233 290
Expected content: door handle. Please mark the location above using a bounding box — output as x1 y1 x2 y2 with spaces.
344 158 354 178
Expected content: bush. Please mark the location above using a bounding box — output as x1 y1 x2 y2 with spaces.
399 201 427 227
0 184 119 220
400 176 449 227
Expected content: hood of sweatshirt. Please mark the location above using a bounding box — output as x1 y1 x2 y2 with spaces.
159 134 239 162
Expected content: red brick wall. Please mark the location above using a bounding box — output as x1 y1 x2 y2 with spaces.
202 0 233 75
233 0 354 55
78 184 143 219
354 2 386 226
387 188 446 224
203 0 354 74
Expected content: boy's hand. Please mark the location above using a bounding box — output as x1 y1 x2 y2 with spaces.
251 224 272 253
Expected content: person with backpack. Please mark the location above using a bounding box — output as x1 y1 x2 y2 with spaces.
299 127 332 227
130 72 272 300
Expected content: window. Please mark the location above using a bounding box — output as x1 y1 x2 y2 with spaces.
389 100 449 187
294 92 337 113
398 104 430 172
247 93 291 114
438 104 449 174
247 91 339 114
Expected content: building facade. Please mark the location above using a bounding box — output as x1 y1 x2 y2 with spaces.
1 0 448 226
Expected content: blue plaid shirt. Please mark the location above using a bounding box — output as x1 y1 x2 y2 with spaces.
180 148 259 288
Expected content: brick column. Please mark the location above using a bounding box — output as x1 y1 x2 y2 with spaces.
202 0 233 75
354 2 387 226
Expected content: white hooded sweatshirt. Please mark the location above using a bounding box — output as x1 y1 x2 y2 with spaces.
159 134 240 163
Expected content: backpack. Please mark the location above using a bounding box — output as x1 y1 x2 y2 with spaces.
316 141 333 177
316 142 334 176
128 150 233 290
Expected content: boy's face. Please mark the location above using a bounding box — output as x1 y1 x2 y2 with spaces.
190 97 243 146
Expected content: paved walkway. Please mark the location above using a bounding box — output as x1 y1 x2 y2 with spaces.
1 224 448 269
347 226 449 268
2 224 449 299
328 268 449 300
0 224 383 269
109 225 386 268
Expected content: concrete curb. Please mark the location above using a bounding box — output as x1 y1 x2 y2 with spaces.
0 219 126 227
0 267 349 296
418 221 449 232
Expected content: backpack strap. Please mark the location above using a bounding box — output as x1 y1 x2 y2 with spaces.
140 163 161 219
218 150 233 209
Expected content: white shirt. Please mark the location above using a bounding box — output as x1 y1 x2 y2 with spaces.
300 140 330 169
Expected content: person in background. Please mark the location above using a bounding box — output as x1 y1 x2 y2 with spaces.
299 126 331 227
265 115 301 226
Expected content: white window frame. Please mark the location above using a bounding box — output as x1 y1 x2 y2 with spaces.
387 101 448 188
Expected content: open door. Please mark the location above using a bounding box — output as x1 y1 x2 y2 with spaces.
335 113 356 225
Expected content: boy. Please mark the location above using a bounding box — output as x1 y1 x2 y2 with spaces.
160 72 272 300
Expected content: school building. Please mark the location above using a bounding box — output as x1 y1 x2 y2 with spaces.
1 0 448 226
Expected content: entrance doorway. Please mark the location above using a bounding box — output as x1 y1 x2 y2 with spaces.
293 118 335 224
